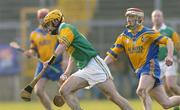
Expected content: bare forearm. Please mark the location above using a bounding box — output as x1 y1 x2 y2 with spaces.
54 44 66 56
48 43 66 65
167 39 174 57
23 48 36 57
29 48 36 54
64 56 74 76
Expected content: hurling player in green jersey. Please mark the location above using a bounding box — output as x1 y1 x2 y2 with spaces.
42 10 133 110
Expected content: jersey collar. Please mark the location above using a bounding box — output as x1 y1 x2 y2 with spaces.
124 25 144 40
159 23 167 30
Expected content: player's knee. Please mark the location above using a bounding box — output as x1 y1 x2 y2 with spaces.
136 88 142 96
168 84 177 92
105 92 114 101
161 102 172 109
100 89 112 100
136 88 146 98
59 86 70 97
105 90 118 101
59 88 65 96
34 87 44 97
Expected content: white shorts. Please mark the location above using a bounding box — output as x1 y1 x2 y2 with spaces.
159 58 178 78
71 55 113 89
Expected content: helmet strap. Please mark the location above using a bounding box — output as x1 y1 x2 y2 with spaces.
51 29 58 35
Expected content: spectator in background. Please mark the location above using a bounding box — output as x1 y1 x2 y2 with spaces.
23 8 65 110
152 9 180 110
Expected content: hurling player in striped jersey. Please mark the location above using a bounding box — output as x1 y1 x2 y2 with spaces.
105 8 180 110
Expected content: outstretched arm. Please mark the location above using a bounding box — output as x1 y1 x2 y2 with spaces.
105 35 124 65
23 49 36 58
152 32 174 66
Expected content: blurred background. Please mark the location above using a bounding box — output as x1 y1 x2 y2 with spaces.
0 0 180 110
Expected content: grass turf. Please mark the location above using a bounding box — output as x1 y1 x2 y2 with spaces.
0 99 174 110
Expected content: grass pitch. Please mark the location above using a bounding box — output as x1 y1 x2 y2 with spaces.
0 99 174 110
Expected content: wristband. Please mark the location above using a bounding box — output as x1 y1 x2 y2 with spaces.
48 55 56 65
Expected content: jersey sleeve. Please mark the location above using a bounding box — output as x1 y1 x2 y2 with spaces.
149 31 169 45
172 32 180 50
58 28 75 48
107 35 124 60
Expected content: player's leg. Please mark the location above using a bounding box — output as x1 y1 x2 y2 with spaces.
159 61 173 95
163 76 180 110
34 78 52 110
165 76 180 95
136 75 155 110
97 78 133 110
150 85 180 109
164 61 180 95
94 56 133 110
59 75 89 110
164 62 180 110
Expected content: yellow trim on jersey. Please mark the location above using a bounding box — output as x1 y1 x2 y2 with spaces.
172 32 180 51
106 52 118 60
157 36 169 45
172 32 180 43
58 28 74 48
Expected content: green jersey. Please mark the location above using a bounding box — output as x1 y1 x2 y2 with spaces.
58 23 97 69
155 24 179 61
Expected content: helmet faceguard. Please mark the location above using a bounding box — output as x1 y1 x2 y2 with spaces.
42 10 64 35
125 8 144 30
